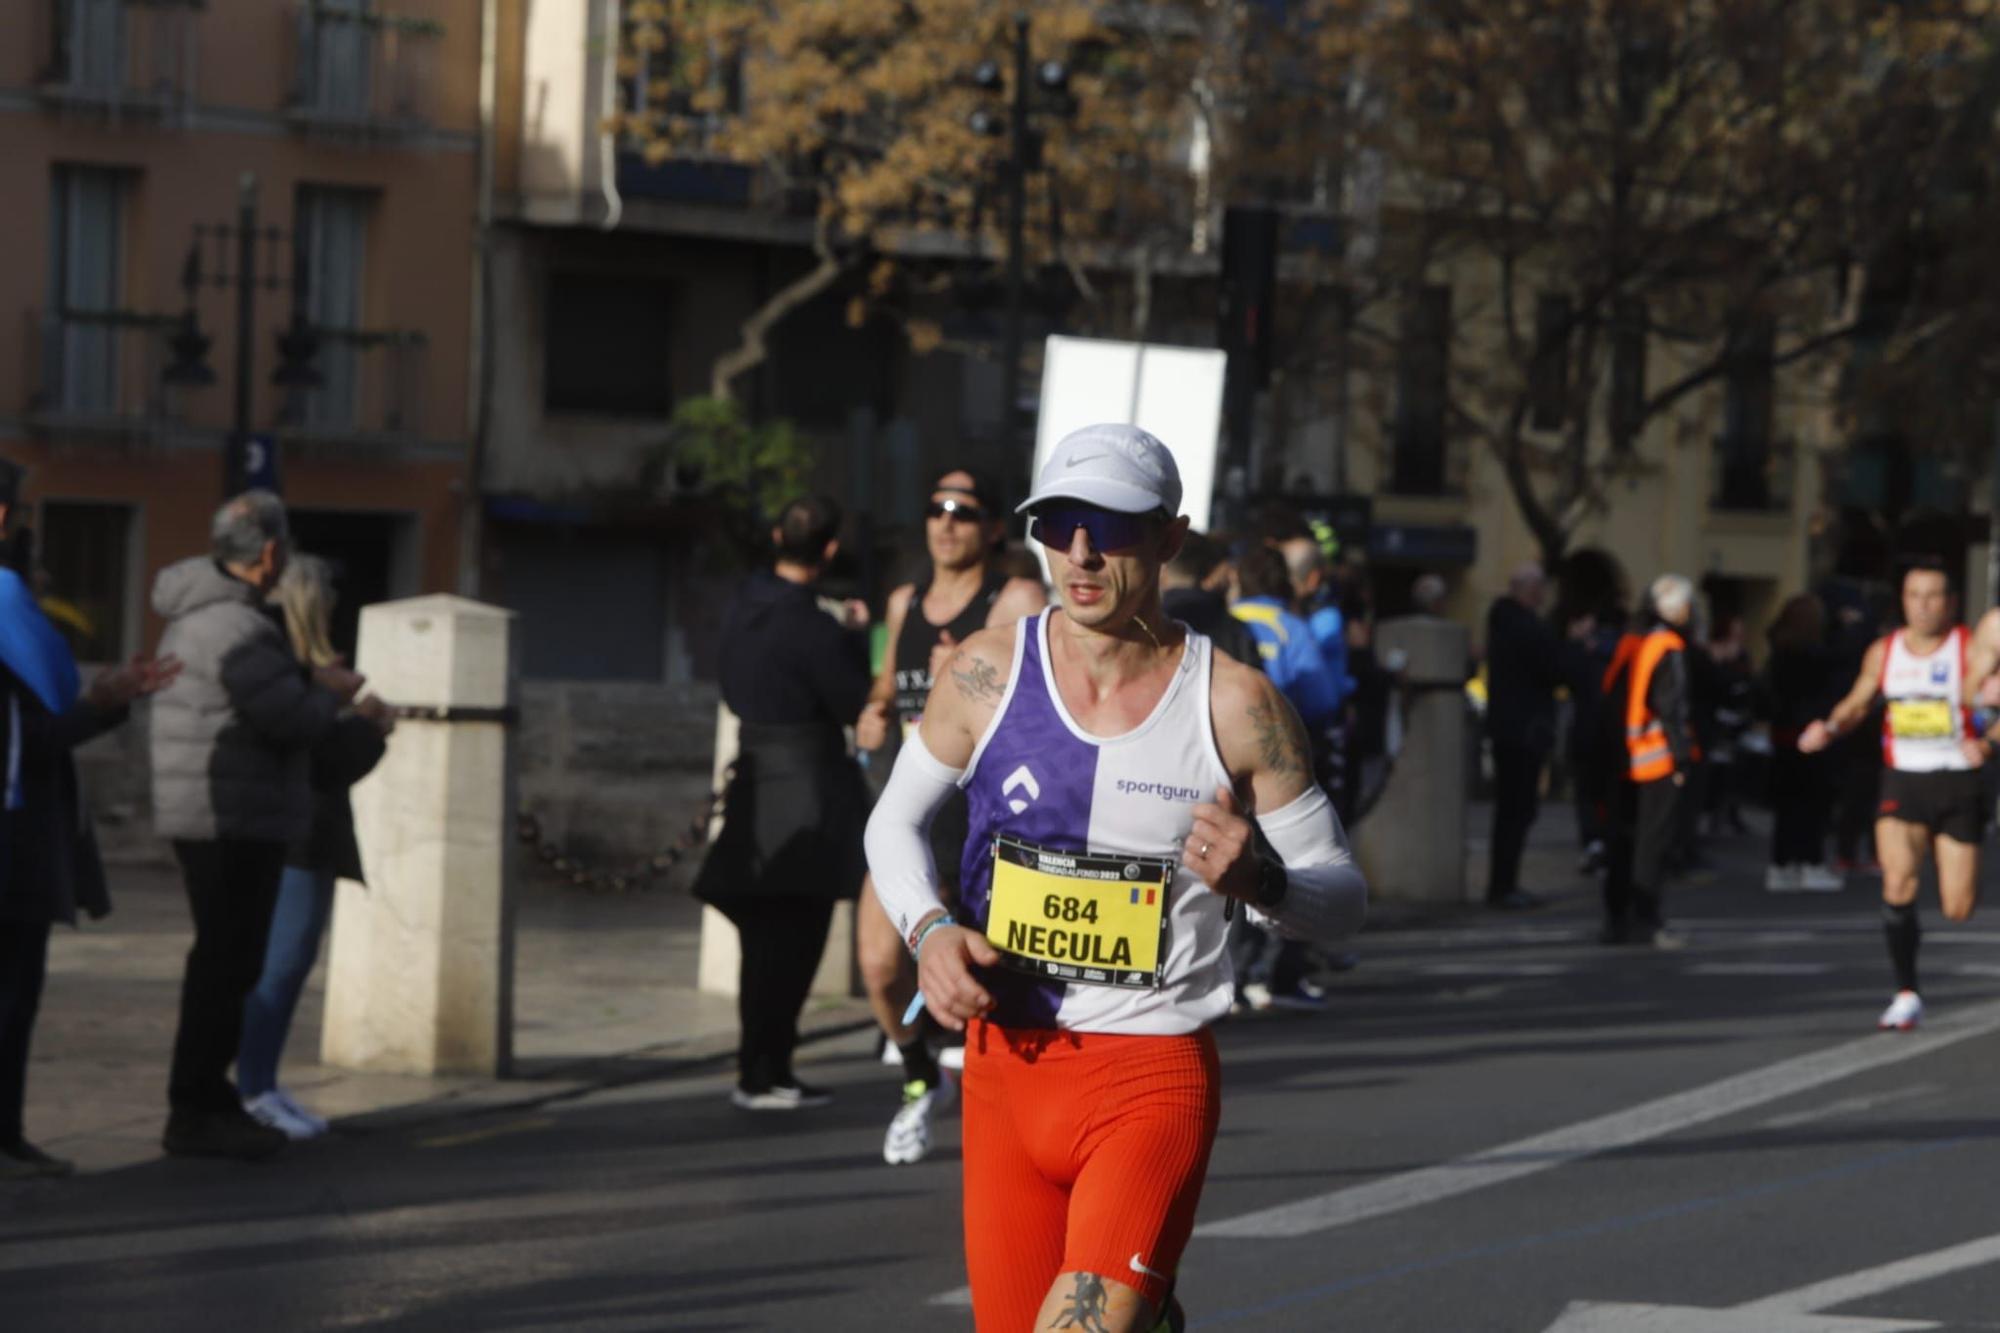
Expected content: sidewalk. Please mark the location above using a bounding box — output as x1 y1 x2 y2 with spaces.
28 797 1769 1175
29 858 872 1173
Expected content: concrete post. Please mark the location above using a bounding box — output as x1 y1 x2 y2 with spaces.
1355 614 1471 904
696 702 861 999
321 595 520 1076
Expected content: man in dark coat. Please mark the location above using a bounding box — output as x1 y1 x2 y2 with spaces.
0 462 182 1179
148 491 360 1160
694 496 874 1110
1484 563 1567 910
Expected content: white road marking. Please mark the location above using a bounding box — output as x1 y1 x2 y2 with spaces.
1685 963 1835 978
1541 1226 2000 1329
1757 1083 1942 1131
1736 1227 2000 1317
1194 996 2000 1239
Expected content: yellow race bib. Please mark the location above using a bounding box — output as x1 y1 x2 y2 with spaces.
986 835 1173 989
1888 698 1955 740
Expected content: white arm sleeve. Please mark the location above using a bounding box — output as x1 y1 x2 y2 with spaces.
1250 784 1368 944
863 731 965 943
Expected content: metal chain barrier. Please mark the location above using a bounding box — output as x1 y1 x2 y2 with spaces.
517 765 732 893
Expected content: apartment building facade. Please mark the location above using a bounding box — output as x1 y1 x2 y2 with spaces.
0 0 482 663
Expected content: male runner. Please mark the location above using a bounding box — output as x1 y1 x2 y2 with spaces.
1801 559 1990 1030
855 468 1044 1165
865 424 1368 1332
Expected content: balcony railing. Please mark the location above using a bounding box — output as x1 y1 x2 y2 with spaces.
24 308 176 435
1711 433 1795 513
283 3 438 134
37 0 200 119
283 327 426 440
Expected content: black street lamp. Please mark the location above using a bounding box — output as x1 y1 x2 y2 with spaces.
969 15 1077 490
161 171 321 496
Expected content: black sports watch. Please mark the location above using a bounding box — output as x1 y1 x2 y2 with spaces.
1253 859 1289 910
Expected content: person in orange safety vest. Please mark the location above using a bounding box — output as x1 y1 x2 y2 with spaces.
1600 574 1696 949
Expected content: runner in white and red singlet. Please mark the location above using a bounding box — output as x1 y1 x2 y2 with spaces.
1802 559 1993 1031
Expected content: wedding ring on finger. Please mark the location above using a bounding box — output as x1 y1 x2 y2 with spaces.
1200 842 1211 857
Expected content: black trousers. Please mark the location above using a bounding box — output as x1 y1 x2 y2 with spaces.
1605 778 1683 927
1770 748 1832 865
168 839 286 1113
0 919 52 1145
1488 743 1548 899
720 896 836 1091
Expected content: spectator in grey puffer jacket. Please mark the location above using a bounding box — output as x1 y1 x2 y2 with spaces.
149 491 363 1161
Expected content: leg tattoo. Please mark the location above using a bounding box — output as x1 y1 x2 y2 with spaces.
1050 1272 1113 1332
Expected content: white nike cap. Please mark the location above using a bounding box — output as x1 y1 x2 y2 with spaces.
1016 423 1183 516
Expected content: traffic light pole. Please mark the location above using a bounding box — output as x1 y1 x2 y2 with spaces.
225 172 258 496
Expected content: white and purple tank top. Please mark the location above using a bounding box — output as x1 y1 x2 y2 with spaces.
958 609 1236 1035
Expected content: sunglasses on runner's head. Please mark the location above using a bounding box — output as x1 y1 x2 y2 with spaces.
1028 505 1159 554
927 498 988 525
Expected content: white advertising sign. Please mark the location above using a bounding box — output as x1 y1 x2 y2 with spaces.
1031 335 1227 535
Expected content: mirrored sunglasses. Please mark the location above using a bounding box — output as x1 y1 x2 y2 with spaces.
1027 505 1155 554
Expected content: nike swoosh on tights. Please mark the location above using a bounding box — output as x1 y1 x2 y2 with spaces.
1129 1253 1165 1280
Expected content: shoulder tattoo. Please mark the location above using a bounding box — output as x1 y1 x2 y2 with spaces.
1247 690 1311 782
949 651 1006 705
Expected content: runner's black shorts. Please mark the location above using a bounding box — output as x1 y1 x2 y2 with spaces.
1877 768 1987 843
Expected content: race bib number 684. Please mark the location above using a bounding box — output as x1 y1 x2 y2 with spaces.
985 835 1173 989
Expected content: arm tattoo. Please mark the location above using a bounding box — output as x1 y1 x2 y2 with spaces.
1248 694 1310 782
950 653 1006 705
1049 1273 1112 1331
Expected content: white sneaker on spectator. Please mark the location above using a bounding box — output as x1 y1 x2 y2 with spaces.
244 1091 320 1141
1764 865 1804 893
880 1040 904 1067
271 1088 329 1136
938 1044 965 1073
1799 864 1845 893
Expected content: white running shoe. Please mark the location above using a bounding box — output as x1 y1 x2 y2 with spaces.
938 1044 965 1073
1877 990 1924 1031
244 1091 321 1141
880 1040 904 1067
271 1088 330 1136
883 1082 936 1165
1764 864 1804 893
730 1082 834 1111
1799 864 1845 893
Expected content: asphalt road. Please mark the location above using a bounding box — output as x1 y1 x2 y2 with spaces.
6 836 2000 1331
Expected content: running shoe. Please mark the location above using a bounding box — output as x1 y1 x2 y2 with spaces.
880 1039 904 1067
883 1081 936 1165
1764 864 1804 893
1798 864 1845 893
938 1043 965 1073
731 1081 834 1112
1877 990 1923 1031
244 1091 322 1141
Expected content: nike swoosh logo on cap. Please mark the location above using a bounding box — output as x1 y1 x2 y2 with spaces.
1064 453 1107 467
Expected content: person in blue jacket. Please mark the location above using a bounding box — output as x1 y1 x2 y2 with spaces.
1228 544 1345 1010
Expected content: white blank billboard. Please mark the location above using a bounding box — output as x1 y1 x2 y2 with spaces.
1032 336 1227 534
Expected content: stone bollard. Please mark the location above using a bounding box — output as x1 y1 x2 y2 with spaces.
321 595 520 1077
1355 614 1471 904
696 701 861 1000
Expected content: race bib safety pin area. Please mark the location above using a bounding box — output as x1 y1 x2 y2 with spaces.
985 835 1174 989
